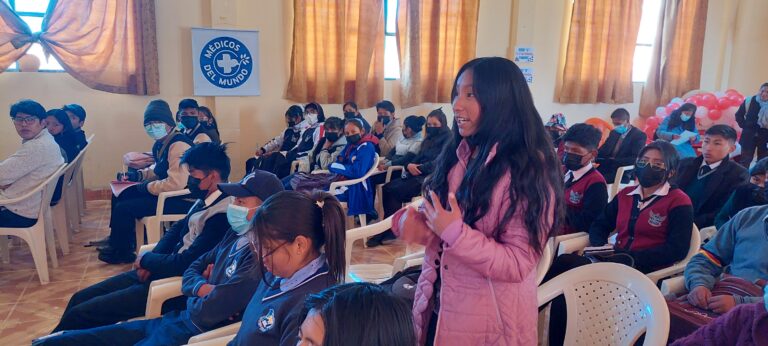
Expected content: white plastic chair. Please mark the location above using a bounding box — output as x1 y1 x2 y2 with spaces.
73 134 94 224
660 276 685 296
608 165 634 201
373 165 404 220
328 154 380 229
536 238 556 285
0 164 66 284
51 146 90 255
135 189 190 248
185 323 239 345
699 226 716 243
537 262 670 345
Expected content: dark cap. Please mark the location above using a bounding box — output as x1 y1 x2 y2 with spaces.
218 171 284 200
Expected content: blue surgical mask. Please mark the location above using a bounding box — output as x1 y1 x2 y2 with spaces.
144 123 169 140
764 285 768 312
227 204 257 235
680 114 692 122
614 125 628 134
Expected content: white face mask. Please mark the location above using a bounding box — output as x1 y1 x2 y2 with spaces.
145 123 169 140
305 112 318 125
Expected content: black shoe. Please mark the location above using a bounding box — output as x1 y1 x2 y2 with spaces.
84 236 110 247
96 245 114 253
98 250 136 264
380 230 397 245
366 230 396 248
365 233 385 247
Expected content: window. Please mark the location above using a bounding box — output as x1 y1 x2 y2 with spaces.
632 0 662 82
5 0 65 71
383 0 399 80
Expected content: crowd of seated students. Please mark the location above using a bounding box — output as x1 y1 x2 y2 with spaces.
6 69 767 345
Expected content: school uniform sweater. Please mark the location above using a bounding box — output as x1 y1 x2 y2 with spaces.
140 131 193 196
229 256 336 346
0 130 65 218
329 140 378 216
677 156 749 228
312 136 346 171
685 205 768 305
139 191 232 278
589 184 694 273
563 165 608 235
261 127 301 154
180 230 261 333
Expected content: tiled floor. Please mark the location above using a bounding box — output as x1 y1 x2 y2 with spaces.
0 200 405 345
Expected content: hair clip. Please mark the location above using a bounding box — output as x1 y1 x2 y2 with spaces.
316 200 325 209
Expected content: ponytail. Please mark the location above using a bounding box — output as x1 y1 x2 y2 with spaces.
311 191 347 283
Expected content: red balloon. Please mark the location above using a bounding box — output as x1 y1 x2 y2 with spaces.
726 89 740 96
708 109 722 121
699 93 717 109
665 105 676 115
716 97 732 110
728 95 743 107
645 117 660 129
684 97 697 104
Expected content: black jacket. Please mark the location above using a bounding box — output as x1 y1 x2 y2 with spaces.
410 129 451 177
735 96 763 130
676 156 749 228
596 127 647 182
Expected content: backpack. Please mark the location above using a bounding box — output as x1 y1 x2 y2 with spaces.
380 265 422 303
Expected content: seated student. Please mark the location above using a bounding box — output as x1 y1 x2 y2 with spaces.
715 157 768 228
676 125 749 228
32 174 283 346
683 205 768 315
0 100 65 227
378 115 425 170
670 300 768 345
282 117 346 190
560 123 608 235
62 103 87 147
45 108 88 206
97 100 195 264
329 119 378 219
228 191 346 345
596 108 647 182
372 100 403 156
297 282 416 346
368 108 451 247
246 105 304 173
197 106 221 142
177 99 220 144
545 113 568 161
656 103 700 159
49 143 241 332
544 141 694 345
342 101 371 134
282 102 326 177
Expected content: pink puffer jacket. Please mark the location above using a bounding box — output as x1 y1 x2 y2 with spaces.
393 140 552 345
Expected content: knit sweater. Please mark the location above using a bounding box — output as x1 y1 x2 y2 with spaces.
0 130 65 218
671 302 768 346
377 118 404 156
685 205 768 304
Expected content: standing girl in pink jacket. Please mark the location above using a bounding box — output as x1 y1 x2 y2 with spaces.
392 57 563 345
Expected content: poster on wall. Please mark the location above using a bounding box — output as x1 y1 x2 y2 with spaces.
514 47 534 63
521 67 534 84
191 28 260 96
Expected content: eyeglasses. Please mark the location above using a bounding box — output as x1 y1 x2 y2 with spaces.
636 159 666 171
250 240 289 258
12 117 40 125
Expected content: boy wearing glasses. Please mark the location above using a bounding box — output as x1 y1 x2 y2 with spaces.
0 99 65 227
676 125 749 228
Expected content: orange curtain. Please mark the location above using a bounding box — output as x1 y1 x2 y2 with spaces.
0 2 33 71
555 0 642 104
396 0 479 108
0 0 159 95
286 0 384 108
639 0 708 118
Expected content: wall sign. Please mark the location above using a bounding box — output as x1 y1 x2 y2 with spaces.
192 28 260 96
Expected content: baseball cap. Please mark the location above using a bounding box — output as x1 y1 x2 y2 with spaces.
218 171 284 201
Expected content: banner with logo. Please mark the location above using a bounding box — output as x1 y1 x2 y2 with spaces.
191 28 260 96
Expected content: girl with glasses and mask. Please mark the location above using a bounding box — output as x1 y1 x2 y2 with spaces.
543 140 694 345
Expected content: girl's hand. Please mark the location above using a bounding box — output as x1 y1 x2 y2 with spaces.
407 163 422 176
423 191 462 237
397 205 433 244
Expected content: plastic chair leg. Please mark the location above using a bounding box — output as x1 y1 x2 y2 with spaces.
52 203 70 255
43 208 58 268
28 229 50 284
135 220 146 249
0 236 9 263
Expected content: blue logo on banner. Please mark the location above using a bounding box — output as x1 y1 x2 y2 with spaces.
200 36 252 89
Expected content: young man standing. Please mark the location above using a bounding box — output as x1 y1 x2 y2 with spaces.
735 82 768 167
0 99 65 227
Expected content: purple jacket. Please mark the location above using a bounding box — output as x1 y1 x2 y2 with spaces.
671 302 768 346
393 140 552 345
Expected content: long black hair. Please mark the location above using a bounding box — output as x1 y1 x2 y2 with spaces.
424 57 562 253
667 103 697 131
249 191 346 283
299 283 416 346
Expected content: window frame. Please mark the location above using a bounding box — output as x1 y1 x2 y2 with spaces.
383 0 399 80
5 0 65 73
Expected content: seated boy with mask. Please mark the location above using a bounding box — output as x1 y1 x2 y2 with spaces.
560 123 608 235
34 171 284 346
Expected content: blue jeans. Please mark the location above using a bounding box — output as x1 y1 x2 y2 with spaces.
35 311 198 346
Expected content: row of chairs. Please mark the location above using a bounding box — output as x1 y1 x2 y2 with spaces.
0 135 93 284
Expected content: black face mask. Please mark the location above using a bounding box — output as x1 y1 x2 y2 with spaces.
635 166 667 188
346 134 362 144
287 120 297 127
180 116 199 130
325 132 340 142
378 116 391 126
344 112 356 119
426 127 441 137
187 175 208 199
549 130 561 142
562 153 585 172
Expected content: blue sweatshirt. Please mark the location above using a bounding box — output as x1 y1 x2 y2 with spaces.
179 230 261 333
228 256 336 346
685 205 768 304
